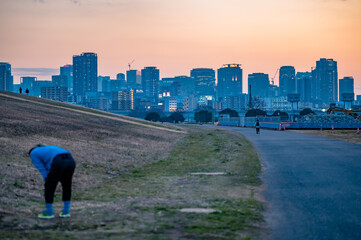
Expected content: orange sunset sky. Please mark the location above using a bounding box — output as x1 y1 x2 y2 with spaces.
1 0 361 94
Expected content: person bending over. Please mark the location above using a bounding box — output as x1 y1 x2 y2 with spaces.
29 144 76 219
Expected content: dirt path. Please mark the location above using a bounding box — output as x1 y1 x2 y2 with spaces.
0 93 185 134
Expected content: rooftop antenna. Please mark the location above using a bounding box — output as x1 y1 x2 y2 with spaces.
128 59 135 70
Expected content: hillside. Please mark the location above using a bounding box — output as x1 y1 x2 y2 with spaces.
0 91 264 240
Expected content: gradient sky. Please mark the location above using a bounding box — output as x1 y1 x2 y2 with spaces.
1 0 361 94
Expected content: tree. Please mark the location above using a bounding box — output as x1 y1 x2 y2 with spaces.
194 110 212 123
300 108 315 116
219 108 239 117
160 116 172 123
145 112 160 122
272 110 288 117
245 109 267 117
272 110 289 121
170 112 185 123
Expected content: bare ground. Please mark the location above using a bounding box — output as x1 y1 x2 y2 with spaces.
0 92 264 240
292 129 361 145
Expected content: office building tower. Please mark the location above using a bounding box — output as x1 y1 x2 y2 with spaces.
191 68 216 98
279 66 296 96
126 70 141 90
296 72 312 102
312 58 338 106
52 74 68 88
248 73 270 98
41 86 68 102
174 76 194 97
164 97 178 112
0 62 13 91
112 90 134 111
20 77 37 95
141 66 159 101
33 80 53 97
110 80 123 92
217 64 243 99
116 73 125 81
60 65 73 93
339 77 354 101
73 52 98 101
97 76 111 92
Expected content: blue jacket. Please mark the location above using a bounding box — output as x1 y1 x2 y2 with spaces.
30 146 70 180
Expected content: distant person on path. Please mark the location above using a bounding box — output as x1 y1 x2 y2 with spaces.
28 145 76 219
256 119 260 134
25 88 29 95
19 87 22 94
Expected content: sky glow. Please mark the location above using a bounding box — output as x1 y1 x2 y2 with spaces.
0 0 360 93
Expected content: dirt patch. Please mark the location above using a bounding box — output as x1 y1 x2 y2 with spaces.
292 129 361 145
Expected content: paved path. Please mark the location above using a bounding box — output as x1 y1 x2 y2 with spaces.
223 127 361 240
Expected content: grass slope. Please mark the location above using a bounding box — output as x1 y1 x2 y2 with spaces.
0 92 264 239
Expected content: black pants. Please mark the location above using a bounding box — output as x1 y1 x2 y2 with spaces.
45 154 76 204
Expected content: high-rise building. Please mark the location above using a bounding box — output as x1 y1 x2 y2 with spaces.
217 64 243 100
33 80 53 97
126 70 141 90
41 86 68 102
73 52 98 101
112 90 134 111
339 77 354 101
52 75 68 88
296 72 312 102
116 73 125 81
191 68 215 98
20 77 37 95
248 73 270 98
141 66 159 101
174 76 194 97
0 62 13 91
60 65 73 93
279 66 296 96
312 58 338 106
97 76 111 92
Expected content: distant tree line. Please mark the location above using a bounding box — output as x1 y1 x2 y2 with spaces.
145 112 185 123
145 107 317 124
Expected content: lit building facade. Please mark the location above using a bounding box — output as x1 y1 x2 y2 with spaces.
141 66 159 101
191 68 216 98
112 90 134 111
126 69 141 90
60 65 73 93
339 76 354 101
73 52 98 101
0 62 13 92
296 72 312 103
312 58 338 107
248 73 270 98
217 64 243 100
279 66 296 97
41 86 68 102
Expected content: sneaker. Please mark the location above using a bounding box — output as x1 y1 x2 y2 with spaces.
38 211 54 219
59 212 70 218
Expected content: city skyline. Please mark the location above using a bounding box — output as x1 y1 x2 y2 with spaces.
1 0 361 94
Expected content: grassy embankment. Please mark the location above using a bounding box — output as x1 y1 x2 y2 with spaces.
0 92 264 240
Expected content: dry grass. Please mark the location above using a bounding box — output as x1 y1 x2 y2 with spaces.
0 93 264 240
292 129 361 145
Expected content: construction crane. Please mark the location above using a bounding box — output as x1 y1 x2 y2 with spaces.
128 59 135 70
270 68 279 85
327 105 361 121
